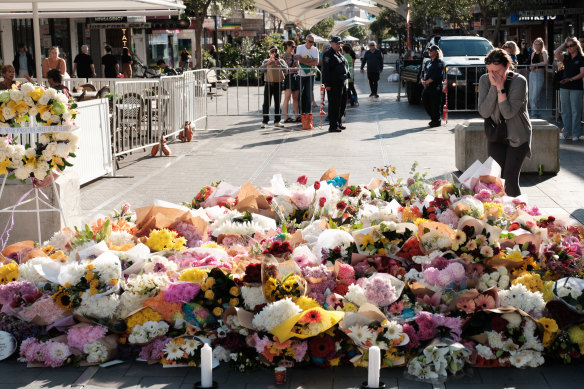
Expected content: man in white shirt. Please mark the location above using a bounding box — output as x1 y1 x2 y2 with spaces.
295 34 319 130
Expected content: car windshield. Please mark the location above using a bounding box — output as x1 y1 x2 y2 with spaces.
438 39 493 56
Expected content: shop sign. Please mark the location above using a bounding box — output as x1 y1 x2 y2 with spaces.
233 30 256 37
92 16 126 22
88 23 151 29
519 8 583 17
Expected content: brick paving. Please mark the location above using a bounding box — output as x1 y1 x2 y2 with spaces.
4 59 584 389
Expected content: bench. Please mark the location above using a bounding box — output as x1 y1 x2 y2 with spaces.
207 69 229 94
455 118 560 173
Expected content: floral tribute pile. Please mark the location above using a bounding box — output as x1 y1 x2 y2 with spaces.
0 82 79 181
1 163 584 381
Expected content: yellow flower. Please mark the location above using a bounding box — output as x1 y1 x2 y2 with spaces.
201 242 225 250
0 262 18 284
229 298 239 306
212 307 224 316
506 251 524 262
361 234 374 248
329 357 340 367
512 273 543 292
537 317 559 334
342 302 358 312
204 290 215 300
377 248 387 255
89 288 98 296
294 296 320 310
85 272 95 281
205 277 216 288
541 281 555 302
108 279 118 285
0 158 11 175
87 264 95 270
229 286 240 296
89 279 99 288
179 268 209 284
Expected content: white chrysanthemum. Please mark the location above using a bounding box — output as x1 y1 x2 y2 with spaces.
182 338 201 356
124 273 170 296
211 211 276 237
475 344 494 359
23 96 35 107
13 166 30 180
56 93 69 104
18 257 54 284
240 285 267 310
50 115 61 124
75 293 120 319
252 298 301 332
44 228 76 251
383 320 403 341
38 93 51 105
115 291 148 319
213 345 231 362
347 324 372 345
274 195 296 218
108 231 135 247
92 254 121 284
46 88 58 100
486 331 504 349
84 341 108 363
142 255 178 274
499 284 545 316
508 350 533 368
344 283 368 307
164 341 184 360
55 143 70 158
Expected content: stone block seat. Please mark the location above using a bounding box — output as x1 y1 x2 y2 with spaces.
455 118 560 173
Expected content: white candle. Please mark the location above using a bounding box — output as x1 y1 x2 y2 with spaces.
201 343 213 388
367 346 380 388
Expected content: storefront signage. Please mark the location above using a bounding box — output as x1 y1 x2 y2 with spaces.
88 23 152 29
519 8 583 17
510 13 558 22
233 30 256 37
93 16 126 22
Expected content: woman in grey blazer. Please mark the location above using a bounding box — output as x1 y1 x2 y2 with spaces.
478 48 532 197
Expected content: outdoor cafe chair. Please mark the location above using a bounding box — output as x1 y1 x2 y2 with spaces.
116 92 145 150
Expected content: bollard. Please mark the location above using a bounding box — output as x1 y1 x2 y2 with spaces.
442 79 448 124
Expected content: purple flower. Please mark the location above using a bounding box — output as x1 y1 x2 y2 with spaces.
163 283 201 304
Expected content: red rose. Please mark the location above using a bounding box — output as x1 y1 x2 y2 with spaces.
243 263 262 283
297 175 308 185
491 316 508 333
343 188 352 196
508 223 520 232
309 335 335 358
319 197 326 207
266 196 273 204
314 181 321 189
336 201 347 210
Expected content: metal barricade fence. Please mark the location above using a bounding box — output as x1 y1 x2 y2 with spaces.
206 67 322 124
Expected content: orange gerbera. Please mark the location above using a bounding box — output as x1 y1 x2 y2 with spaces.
303 309 323 324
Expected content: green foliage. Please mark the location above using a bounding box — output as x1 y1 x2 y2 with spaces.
348 26 368 41
309 17 334 39
369 8 406 40
218 43 242 68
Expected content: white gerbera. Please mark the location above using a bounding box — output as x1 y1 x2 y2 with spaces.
383 320 403 341
164 341 184 360
347 324 371 345
182 338 200 356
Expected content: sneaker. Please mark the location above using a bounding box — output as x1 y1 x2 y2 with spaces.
274 122 284 128
328 127 342 133
261 123 268 128
561 134 572 140
374 94 380 98
429 121 441 128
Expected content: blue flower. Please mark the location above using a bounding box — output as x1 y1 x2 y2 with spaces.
326 176 347 188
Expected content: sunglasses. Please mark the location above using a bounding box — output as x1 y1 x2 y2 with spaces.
307 40 314 44
566 44 577 48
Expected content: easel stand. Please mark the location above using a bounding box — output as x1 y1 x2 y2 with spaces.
0 173 66 244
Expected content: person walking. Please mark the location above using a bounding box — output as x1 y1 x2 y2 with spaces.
281 40 300 123
421 45 445 127
322 36 349 133
260 46 287 128
180 48 191 70
296 34 319 130
43 46 67 78
101 46 119 78
478 48 532 197
73 45 96 79
13 44 34 78
121 48 133 78
360 41 383 98
343 44 358 107
528 37 548 118
554 37 584 141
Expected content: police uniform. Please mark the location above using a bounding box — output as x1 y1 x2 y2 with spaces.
322 39 349 132
421 50 445 126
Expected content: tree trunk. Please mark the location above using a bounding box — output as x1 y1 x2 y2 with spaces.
194 16 205 69
491 4 503 46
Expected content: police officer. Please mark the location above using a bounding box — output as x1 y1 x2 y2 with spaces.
421 45 445 127
322 36 349 133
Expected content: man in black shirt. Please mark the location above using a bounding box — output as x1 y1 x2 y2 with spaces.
421 45 445 127
322 36 349 133
101 46 119 78
73 45 96 78
360 41 383 98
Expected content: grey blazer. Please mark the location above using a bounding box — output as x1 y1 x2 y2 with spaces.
478 72 532 157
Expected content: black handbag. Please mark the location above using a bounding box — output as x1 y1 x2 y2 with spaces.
484 72 514 144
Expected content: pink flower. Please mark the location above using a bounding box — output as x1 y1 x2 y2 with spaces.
292 341 308 362
456 299 476 314
524 205 541 216
417 292 441 307
19 337 40 362
474 189 493 202
163 283 201 303
297 175 308 185
474 294 496 310
40 340 71 367
326 293 342 308
389 301 404 313
294 254 312 268
67 325 108 351
336 263 355 283
437 209 459 227
291 192 312 209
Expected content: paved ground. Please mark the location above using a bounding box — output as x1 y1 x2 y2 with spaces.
3 58 584 388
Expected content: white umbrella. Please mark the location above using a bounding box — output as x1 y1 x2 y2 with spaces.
343 35 359 42
0 0 185 80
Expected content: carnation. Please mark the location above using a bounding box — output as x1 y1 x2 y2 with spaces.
240 285 267 310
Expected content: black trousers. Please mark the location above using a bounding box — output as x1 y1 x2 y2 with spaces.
328 83 347 129
422 86 442 123
262 82 282 123
367 71 380 95
487 141 530 197
347 81 358 102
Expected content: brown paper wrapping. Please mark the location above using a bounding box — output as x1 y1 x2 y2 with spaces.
416 221 455 254
235 182 277 219
135 205 209 239
319 167 350 185
366 178 382 190
79 334 119 366
0 240 47 263
478 175 506 196
222 306 256 330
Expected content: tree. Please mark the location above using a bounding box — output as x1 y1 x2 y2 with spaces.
184 0 254 68
369 8 407 41
408 0 474 36
309 17 335 38
348 26 368 41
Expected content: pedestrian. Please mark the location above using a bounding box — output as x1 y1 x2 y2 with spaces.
46 69 71 99
322 36 349 133
502 41 519 69
421 45 445 127
73 45 96 79
360 41 383 98
13 44 35 78
260 46 287 128
281 40 300 123
343 44 358 107
295 34 319 130
180 48 191 70
157 59 178 76
528 37 548 118
478 48 532 197
43 46 67 78
554 37 584 141
121 47 133 78
0 65 17 89
517 40 530 66
101 46 119 78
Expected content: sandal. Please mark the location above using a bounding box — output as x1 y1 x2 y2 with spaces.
284 117 294 123
295 116 302 123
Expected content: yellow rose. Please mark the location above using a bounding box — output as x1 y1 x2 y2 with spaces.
229 298 239 306
229 286 240 296
204 290 215 300
205 277 216 288
212 307 224 316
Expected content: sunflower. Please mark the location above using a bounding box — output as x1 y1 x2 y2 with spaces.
361 234 374 249
53 289 74 309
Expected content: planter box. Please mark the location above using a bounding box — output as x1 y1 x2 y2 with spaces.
455 118 560 173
